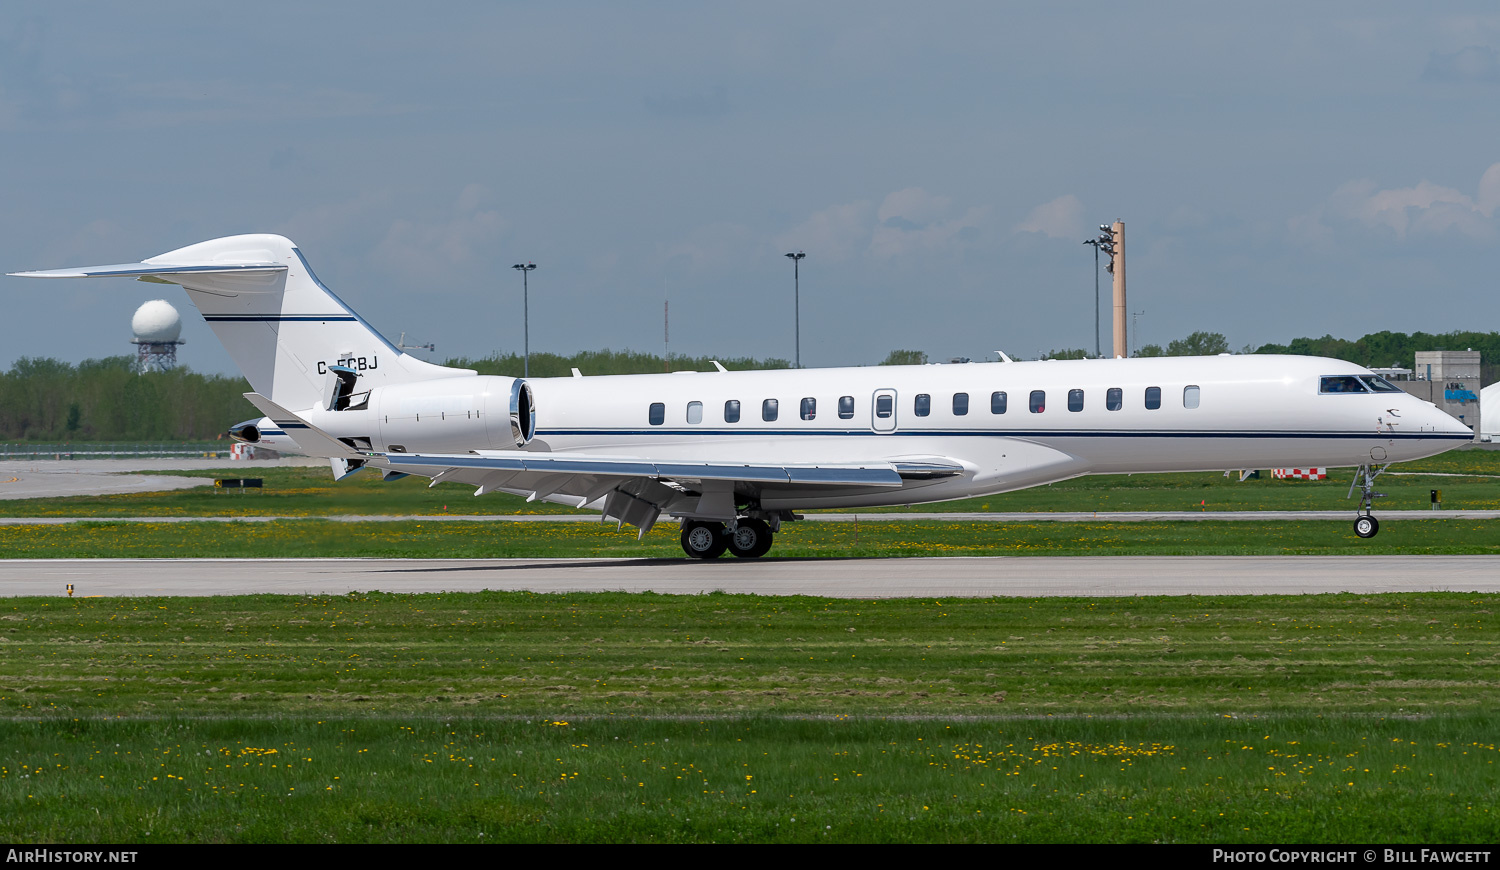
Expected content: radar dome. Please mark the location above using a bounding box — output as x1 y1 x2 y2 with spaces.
131 300 182 343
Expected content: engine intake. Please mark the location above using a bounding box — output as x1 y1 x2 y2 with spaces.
510 379 536 446
228 419 261 443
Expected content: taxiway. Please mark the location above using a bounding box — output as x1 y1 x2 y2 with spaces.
4 555 1496 598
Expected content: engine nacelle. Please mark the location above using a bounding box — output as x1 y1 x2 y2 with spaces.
227 419 261 443
364 375 534 454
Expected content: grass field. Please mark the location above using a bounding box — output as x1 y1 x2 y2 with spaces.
1 590 1498 842
3 446 1498 519
0 591 1494 840
2 715 1496 843
3 451 1498 841
3 517 1500 558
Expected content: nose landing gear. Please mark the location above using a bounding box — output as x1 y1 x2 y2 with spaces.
1348 464 1389 538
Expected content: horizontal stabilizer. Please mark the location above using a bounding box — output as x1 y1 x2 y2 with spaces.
242 393 358 458
9 262 285 280
11 233 477 413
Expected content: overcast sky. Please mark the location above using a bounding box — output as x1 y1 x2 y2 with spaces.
5 2 1500 374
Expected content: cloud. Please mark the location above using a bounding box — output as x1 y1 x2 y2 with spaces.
661 221 758 276
375 185 510 282
868 188 985 259
878 188 953 226
775 187 986 262
775 200 875 262
1293 163 1500 241
1423 46 1500 82
1015 194 1086 240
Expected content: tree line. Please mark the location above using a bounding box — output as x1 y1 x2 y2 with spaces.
0 356 257 442
1253 330 1499 385
444 348 791 377
1042 329 1496 385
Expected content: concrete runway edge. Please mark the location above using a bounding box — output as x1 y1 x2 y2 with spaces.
4 555 1498 598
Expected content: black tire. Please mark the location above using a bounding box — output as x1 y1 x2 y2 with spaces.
1353 515 1379 539
680 520 727 559
726 518 774 559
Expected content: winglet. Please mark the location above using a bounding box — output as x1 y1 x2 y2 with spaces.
242 393 358 458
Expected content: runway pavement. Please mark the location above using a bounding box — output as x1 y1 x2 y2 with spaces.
4 555 1496 598
0 458 321 501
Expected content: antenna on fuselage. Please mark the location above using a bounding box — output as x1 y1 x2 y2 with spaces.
396 332 436 356
994 350 1015 363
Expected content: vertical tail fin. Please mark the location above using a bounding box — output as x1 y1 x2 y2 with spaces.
12 234 474 410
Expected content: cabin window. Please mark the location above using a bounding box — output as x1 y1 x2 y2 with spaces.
1320 375 1370 394
875 395 893 418
724 400 740 423
762 398 779 422
1145 386 1161 410
686 401 703 424
1360 375 1402 393
838 395 855 419
952 392 969 416
800 397 816 421
1068 389 1084 412
1183 385 1201 409
1029 390 1045 413
648 402 665 426
915 393 931 417
1106 387 1123 411
991 391 1008 414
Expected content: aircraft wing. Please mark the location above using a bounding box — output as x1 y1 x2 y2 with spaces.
369 449 964 536
235 401 964 535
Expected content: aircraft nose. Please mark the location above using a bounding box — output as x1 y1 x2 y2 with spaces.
1420 402 1472 436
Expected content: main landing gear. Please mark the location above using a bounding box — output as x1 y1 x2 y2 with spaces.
1349 464 1388 539
680 517 776 559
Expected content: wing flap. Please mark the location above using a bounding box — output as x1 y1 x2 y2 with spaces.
386 451 906 487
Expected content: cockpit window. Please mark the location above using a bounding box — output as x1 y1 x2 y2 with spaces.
1360 375 1403 393
1320 375 1369 394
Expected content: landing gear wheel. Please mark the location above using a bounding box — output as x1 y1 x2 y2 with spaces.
1353 515 1379 539
680 520 727 559
726 518 774 559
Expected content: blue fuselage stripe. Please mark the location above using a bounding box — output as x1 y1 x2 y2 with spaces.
537 428 1471 441
203 315 357 322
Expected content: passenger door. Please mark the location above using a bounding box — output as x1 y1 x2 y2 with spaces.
871 388 897 433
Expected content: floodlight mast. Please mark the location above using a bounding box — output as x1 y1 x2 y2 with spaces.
512 263 536 377
1082 236 1104 358
1095 222 1126 358
784 252 806 368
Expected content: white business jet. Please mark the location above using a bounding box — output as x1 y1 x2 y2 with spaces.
12 234 1473 556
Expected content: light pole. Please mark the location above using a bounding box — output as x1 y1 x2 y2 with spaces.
511 262 536 377
1081 237 1102 358
784 251 805 367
